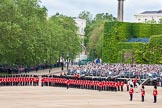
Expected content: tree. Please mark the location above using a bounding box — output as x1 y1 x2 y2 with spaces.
78 11 93 24
0 0 81 66
86 13 117 58
159 18 162 24
146 20 157 24
47 15 81 62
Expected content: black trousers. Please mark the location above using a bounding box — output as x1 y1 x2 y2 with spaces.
134 82 136 88
127 86 129 91
66 85 69 89
121 86 123 91
118 86 120 91
142 96 144 102
114 87 117 92
99 87 101 92
154 96 157 103
130 94 133 101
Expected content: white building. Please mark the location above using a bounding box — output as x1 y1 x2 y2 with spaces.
74 18 86 36
74 18 86 44
73 18 87 62
134 10 162 23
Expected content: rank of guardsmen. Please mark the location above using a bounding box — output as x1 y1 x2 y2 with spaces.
0 74 159 103
0 75 39 86
41 75 125 92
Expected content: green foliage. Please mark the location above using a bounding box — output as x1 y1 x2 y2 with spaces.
48 15 81 60
0 0 81 66
132 23 151 38
78 11 93 24
160 18 162 24
78 11 117 59
146 20 157 24
151 24 162 35
103 22 162 64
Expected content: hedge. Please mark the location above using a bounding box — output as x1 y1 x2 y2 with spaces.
103 22 162 64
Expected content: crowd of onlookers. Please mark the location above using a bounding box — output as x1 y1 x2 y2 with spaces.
1 61 162 80
0 63 60 74
67 63 162 79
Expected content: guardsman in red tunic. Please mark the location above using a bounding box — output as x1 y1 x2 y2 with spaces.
121 81 124 91
115 82 118 92
117 81 120 91
29 75 33 86
66 79 70 89
112 81 115 91
108 81 110 91
129 85 134 101
141 85 145 102
127 79 130 91
41 77 45 87
0 76 2 86
11 76 13 86
98 82 103 92
34 75 39 86
93 81 97 90
133 77 137 88
2 76 5 86
109 81 112 91
153 85 158 103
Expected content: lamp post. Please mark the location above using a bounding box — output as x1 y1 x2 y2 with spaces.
160 43 162 63
152 47 154 64
131 51 134 64
66 52 69 70
121 51 122 63
61 52 64 70
92 49 96 63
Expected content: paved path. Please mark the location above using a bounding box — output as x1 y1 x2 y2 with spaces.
20 68 62 75
0 66 74 76
20 66 74 75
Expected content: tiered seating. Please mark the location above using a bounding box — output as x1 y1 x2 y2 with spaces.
126 38 150 42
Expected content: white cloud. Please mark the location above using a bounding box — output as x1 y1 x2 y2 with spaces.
40 0 162 22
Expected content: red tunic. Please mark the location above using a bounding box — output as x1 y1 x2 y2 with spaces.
98 82 103 87
141 89 145 96
117 81 120 87
41 78 45 83
66 80 70 85
133 78 137 84
129 88 134 95
115 82 118 88
121 81 124 86
0 78 2 83
153 89 158 96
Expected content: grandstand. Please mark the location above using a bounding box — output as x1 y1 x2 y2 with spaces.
126 38 150 43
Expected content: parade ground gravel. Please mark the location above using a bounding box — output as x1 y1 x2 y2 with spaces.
0 85 162 108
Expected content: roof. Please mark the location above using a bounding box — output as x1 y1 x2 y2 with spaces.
141 10 162 14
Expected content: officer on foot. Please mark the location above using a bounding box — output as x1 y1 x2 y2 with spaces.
129 85 134 101
141 85 145 102
127 79 130 91
153 85 158 103
66 79 70 89
121 81 124 91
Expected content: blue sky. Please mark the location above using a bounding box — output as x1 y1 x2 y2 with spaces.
40 0 162 22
